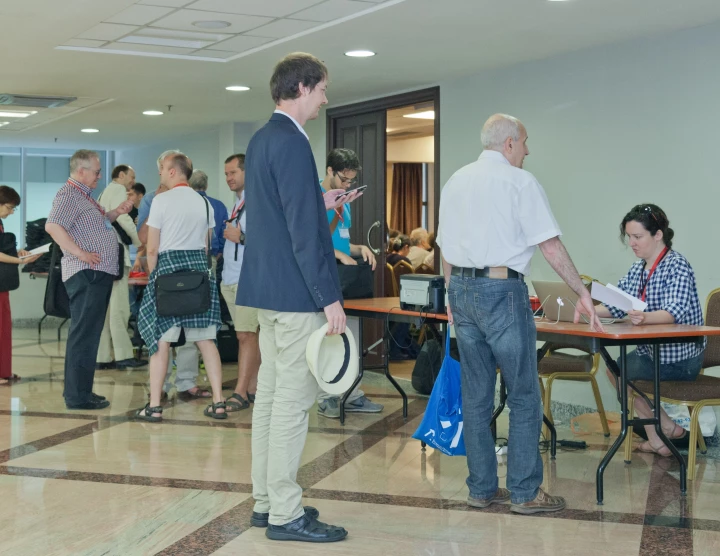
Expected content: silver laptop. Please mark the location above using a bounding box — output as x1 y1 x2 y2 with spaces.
532 280 579 322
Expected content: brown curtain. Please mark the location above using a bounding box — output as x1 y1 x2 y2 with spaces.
390 163 422 233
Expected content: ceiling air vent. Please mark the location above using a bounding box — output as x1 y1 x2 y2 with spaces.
0 94 77 108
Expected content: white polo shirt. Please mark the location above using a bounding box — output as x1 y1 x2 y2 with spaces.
147 186 215 253
436 150 561 276
221 191 246 286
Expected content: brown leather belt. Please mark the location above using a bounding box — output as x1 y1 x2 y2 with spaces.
451 266 523 280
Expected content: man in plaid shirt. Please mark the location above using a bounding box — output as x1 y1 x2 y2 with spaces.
46 150 134 410
595 204 705 456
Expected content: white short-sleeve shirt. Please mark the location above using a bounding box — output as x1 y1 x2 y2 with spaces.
436 150 561 276
147 186 215 253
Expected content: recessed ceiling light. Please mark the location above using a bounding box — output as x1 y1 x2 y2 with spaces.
403 110 435 120
143 110 164 116
225 86 250 92
0 110 37 118
193 20 232 29
345 50 375 58
81 128 99 133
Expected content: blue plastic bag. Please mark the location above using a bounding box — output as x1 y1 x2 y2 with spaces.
412 328 465 456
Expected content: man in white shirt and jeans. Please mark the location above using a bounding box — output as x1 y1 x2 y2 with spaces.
437 113 603 515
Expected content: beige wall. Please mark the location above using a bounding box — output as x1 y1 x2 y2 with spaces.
387 135 434 163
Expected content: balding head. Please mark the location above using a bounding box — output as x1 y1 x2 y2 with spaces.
480 114 529 168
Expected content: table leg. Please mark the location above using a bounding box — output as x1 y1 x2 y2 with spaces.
652 344 687 494
38 314 47 340
340 317 366 425
596 346 629 505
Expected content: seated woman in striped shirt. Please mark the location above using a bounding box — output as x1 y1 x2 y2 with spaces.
594 204 705 456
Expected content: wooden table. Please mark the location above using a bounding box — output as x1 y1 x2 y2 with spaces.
534 318 720 504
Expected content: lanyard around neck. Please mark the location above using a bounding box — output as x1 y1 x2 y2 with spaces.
638 246 669 302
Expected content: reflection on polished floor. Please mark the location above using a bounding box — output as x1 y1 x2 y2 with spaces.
3 329 720 555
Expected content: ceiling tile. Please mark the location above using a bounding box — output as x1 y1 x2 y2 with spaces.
62 39 108 48
137 0 194 7
105 5 175 26
187 0 324 18
103 42 195 55
77 23 139 41
245 18 321 38
152 9 273 34
186 49 236 59
292 0 370 22
210 34 273 52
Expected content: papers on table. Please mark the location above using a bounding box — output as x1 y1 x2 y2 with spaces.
591 282 647 312
19 243 51 259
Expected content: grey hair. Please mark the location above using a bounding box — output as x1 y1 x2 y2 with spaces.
409 227 428 246
156 149 182 171
480 114 523 150
69 149 100 174
189 170 208 191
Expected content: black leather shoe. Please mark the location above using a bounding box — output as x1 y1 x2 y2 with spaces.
66 399 110 410
96 362 116 370
251 506 319 528
116 358 148 369
265 514 347 543
91 393 107 401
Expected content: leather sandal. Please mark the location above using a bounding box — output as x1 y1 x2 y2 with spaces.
178 387 211 400
204 401 228 420
225 393 250 412
135 403 163 423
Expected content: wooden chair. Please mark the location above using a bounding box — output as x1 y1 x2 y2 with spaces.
385 263 397 297
415 263 435 275
623 287 720 479
392 260 414 296
539 345 611 438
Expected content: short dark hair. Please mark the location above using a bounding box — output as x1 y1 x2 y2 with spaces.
392 234 411 252
225 153 245 169
326 148 360 174
131 183 146 196
270 52 327 104
620 204 674 249
166 154 193 180
111 164 131 180
0 185 21 206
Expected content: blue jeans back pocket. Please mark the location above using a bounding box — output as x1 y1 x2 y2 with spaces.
474 291 514 332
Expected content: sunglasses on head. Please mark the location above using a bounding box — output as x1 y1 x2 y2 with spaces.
636 204 661 225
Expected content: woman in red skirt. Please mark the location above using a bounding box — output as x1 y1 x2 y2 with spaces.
0 186 42 384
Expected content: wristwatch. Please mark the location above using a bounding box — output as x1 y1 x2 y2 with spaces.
239 231 246 245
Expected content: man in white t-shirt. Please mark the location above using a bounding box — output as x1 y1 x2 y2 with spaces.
437 113 603 516
219 153 260 411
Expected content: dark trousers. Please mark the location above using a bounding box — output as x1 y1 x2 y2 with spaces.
63 270 114 404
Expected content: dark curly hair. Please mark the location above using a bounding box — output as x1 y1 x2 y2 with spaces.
620 204 674 249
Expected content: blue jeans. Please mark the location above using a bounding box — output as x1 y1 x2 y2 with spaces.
449 275 543 503
622 350 704 382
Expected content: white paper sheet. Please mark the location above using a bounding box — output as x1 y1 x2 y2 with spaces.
591 282 647 312
19 242 51 259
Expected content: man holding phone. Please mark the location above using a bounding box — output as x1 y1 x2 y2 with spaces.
317 148 383 419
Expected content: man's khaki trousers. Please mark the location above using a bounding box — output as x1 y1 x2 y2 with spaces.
97 267 134 363
251 309 324 526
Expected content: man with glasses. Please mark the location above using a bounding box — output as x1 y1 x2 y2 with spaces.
317 148 383 418
46 150 134 410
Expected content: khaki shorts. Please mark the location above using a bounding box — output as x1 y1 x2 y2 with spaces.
221 282 259 333
160 325 216 343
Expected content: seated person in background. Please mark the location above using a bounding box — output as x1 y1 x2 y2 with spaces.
387 234 412 266
423 231 436 268
408 227 431 268
387 228 400 253
593 204 705 456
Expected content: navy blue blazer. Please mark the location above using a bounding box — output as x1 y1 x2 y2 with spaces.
236 112 342 313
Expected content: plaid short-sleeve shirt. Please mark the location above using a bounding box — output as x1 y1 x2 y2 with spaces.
605 250 705 363
47 178 119 282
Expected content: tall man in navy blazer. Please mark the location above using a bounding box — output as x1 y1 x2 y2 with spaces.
237 53 349 543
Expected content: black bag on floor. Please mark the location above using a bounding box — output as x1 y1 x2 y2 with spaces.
411 335 460 395
43 243 71 319
217 323 239 363
336 258 374 299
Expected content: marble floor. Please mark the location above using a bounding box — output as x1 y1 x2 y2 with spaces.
2 328 719 555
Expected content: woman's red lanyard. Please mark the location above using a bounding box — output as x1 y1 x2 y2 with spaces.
638 247 669 302
334 208 345 224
